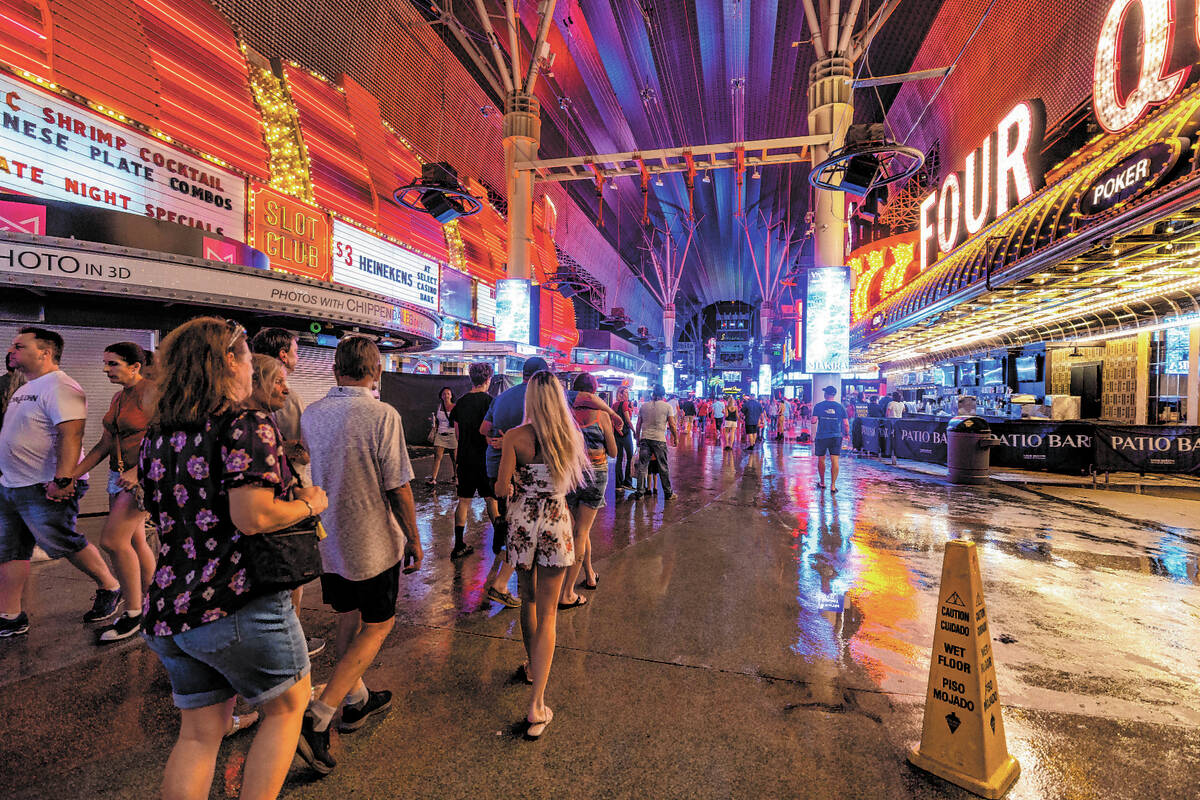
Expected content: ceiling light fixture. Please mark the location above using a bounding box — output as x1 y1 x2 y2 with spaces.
752 168 761 179
702 170 712 184
655 175 664 187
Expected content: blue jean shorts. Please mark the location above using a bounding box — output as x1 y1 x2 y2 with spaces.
0 480 90 561
144 590 310 709
567 466 608 510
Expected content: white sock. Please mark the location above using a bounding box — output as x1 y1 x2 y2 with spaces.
309 699 336 732
344 683 369 709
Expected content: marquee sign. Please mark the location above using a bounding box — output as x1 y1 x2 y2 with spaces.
0 73 245 239
1077 138 1187 216
919 101 1046 271
331 219 438 311
249 185 330 281
1093 0 1188 134
0 234 440 342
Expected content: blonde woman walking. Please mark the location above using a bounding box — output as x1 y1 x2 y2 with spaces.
495 370 591 740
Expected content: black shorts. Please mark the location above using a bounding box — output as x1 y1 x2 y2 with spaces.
320 562 401 624
745 424 759 435
456 462 494 499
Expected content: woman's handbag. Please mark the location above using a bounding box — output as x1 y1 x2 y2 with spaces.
243 472 325 592
426 412 437 444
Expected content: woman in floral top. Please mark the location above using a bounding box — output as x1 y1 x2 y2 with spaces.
495 371 591 740
140 317 329 800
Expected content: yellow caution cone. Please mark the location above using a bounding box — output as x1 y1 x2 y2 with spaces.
908 540 1020 798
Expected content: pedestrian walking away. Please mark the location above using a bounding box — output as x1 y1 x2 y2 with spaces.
494 370 592 740
298 335 423 775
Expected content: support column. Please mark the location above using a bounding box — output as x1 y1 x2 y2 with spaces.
1189 325 1200 425
504 92 540 281
806 57 855 402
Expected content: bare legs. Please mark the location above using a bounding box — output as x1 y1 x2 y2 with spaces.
816 454 840 487
98 491 152 614
0 543 118 616
560 505 599 605
517 565 567 725
318 612 395 712
161 675 311 800
429 447 456 484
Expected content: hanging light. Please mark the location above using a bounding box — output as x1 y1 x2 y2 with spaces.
702 170 712 184
654 175 664 187
752 168 761 179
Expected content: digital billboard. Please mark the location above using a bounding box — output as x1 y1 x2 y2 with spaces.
804 267 850 373
440 265 473 322
495 278 531 343
1165 327 1189 375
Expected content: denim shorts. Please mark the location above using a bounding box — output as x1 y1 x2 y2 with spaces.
144 590 309 710
567 466 608 510
814 437 843 457
0 480 90 561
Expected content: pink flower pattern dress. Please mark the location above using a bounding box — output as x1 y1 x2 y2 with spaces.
504 442 574 570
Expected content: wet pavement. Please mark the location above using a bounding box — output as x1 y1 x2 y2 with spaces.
2 433 1198 799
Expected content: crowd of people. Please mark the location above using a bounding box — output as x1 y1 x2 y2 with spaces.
0 319 872 799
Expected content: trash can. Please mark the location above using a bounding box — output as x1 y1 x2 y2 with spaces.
946 416 997 485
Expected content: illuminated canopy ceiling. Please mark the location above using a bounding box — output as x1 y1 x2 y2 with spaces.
215 0 945 312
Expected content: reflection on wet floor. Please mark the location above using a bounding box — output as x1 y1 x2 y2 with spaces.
3 432 1200 799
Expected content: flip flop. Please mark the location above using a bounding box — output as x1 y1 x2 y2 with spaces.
524 707 554 740
558 595 589 610
579 577 598 591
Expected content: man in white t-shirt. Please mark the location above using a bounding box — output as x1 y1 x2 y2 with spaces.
633 385 678 500
0 328 121 638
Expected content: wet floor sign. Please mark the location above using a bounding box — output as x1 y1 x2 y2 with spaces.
908 540 1020 798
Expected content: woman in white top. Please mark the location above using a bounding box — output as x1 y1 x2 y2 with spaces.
428 386 457 485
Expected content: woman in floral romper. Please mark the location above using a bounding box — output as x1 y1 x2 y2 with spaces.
495 370 591 740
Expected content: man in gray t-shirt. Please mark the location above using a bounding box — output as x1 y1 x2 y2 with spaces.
633 385 678 500
297 336 422 773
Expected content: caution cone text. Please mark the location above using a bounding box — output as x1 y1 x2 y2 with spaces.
907 539 1020 798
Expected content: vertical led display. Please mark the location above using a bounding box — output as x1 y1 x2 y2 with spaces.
495 278 531 343
663 363 675 394
759 364 772 395
804 267 851 374
694 380 703 397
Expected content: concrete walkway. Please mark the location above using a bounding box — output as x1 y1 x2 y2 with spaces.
2 434 1197 799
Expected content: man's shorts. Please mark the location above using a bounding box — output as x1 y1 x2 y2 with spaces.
144 589 309 709
456 462 494 499
814 437 842 457
713 417 724 427
0 480 90 562
320 562 401 624
567 465 608 510
745 424 759 436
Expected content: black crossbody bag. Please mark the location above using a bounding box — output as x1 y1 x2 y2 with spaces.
243 466 325 592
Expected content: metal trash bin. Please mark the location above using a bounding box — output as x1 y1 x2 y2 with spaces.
946 416 997 485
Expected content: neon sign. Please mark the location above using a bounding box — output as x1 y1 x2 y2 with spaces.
919 101 1045 270
1093 0 1186 134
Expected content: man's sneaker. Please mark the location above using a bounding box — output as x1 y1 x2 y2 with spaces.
663 490 675 500
450 543 474 560
0 612 29 638
83 588 121 623
306 637 326 657
297 714 336 775
98 613 142 643
486 585 521 608
338 689 393 732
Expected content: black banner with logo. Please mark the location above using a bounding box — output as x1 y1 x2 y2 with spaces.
859 418 883 454
989 421 1095 474
892 419 948 463
1093 425 1200 474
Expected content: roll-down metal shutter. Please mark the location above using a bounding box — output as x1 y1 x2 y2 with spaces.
287 345 336 410
0 323 156 516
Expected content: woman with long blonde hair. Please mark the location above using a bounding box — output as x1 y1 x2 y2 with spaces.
495 370 590 739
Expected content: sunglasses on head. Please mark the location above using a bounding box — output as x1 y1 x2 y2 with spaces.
224 319 247 351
